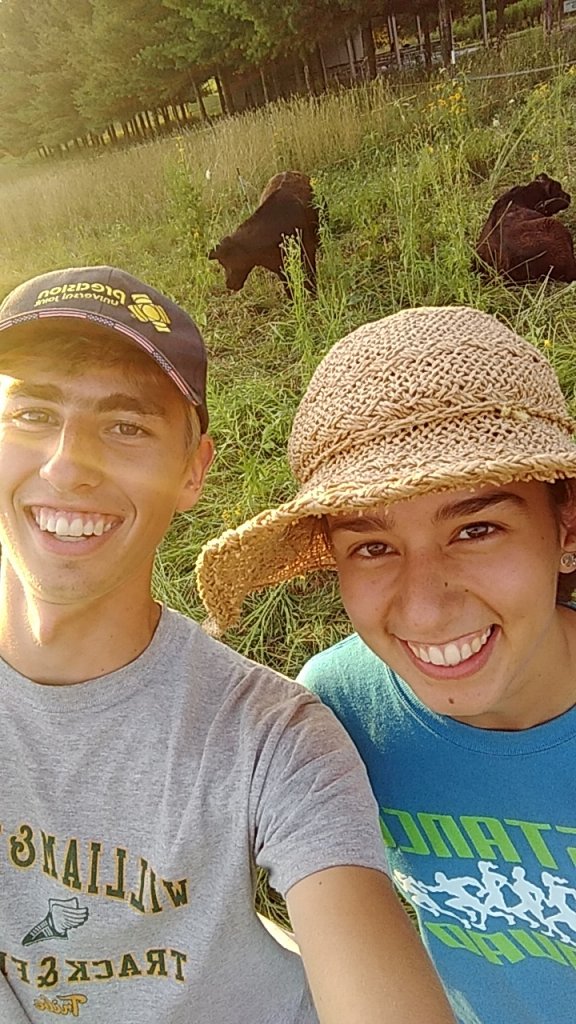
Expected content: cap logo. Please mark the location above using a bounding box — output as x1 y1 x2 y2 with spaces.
35 282 126 306
127 293 171 333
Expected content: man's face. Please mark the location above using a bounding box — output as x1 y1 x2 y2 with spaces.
0 357 212 609
328 481 576 730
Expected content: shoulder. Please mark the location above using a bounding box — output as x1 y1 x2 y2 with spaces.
164 605 337 728
298 633 389 694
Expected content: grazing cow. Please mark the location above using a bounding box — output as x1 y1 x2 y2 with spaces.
208 171 320 295
476 173 576 283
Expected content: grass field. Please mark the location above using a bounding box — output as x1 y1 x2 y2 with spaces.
2 26 576 681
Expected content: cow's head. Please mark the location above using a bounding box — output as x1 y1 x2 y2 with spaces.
208 237 251 291
533 172 571 216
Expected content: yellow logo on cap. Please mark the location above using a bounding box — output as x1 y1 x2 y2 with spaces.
128 293 171 333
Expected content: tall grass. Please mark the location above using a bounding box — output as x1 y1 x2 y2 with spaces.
2 28 576 679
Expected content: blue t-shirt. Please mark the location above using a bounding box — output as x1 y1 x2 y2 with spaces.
298 633 576 1024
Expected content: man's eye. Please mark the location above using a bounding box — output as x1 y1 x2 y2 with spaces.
12 409 55 426
458 523 496 541
112 422 147 437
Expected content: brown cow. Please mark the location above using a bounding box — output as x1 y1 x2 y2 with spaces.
208 171 320 296
476 173 576 283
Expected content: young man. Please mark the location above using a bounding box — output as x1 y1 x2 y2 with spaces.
0 267 455 1024
197 305 576 1024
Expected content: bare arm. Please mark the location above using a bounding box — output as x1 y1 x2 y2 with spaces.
287 865 456 1024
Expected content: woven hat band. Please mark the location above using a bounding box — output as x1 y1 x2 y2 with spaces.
298 400 575 486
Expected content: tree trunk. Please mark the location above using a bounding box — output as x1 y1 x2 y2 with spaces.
260 68 270 105
193 80 209 121
271 65 282 100
362 21 377 79
438 0 452 66
419 10 433 69
293 55 305 93
345 35 357 81
216 69 234 115
480 0 489 46
495 0 506 34
214 75 225 113
543 0 555 34
303 58 314 94
389 13 402 71
316 41 329 90
416 13 425 59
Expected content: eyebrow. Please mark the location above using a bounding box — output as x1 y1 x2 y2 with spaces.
329 513 393 535
433 491 528 523
2 382 167 418
329 491 527 534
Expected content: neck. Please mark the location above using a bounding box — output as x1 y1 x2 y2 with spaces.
0 568 161 685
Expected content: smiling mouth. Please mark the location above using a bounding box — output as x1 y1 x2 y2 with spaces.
29 506 120 542
405 626 494 668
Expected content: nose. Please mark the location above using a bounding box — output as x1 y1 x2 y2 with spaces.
396 549 462 640
39 422 103 492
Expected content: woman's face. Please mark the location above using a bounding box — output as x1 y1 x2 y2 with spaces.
328 481 576 730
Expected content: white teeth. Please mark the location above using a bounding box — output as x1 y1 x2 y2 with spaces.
428 646 445 666
407 627 493 668
69 518 84 537
444 643 462 667
33 508 116 539
55 516 69 537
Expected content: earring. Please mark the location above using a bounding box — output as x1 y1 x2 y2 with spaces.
560 552 576 571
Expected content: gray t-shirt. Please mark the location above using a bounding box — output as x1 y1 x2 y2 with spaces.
0 608 387 1023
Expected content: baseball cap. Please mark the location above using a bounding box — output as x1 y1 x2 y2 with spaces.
0 265 209 431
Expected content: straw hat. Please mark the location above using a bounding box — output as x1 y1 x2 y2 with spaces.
196 305 576 632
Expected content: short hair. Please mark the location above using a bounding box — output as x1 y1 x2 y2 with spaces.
0 323 202 454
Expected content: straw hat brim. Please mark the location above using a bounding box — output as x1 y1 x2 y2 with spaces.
196 438 576 634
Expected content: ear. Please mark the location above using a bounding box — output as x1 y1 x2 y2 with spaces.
557 490 576 563
176 435 215 512
535 172 550 182
208 248 218 260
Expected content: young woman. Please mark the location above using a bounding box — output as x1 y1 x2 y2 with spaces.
198 305 576 1024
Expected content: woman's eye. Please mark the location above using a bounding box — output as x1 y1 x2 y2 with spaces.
354 541 392 559
458 522 496 541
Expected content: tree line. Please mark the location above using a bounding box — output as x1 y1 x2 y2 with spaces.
0 1 546 158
